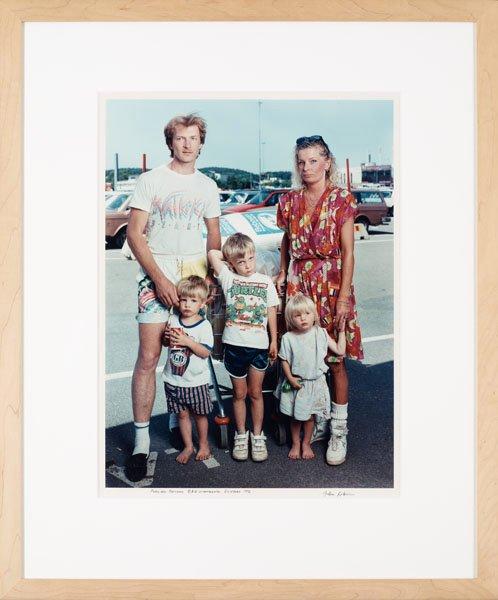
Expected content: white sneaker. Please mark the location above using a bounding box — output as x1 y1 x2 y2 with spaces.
232 431 249 461
250 431 268 462
326 422 348 465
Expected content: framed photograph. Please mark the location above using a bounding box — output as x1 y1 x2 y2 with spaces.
1 2 496 598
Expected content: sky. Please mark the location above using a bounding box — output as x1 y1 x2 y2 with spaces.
106 98 393 173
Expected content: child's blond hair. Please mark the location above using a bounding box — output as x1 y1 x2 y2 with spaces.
222 233 255 263
284 293 319 330
177 275 209 302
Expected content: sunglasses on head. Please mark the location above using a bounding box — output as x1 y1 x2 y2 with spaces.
296 135 324 145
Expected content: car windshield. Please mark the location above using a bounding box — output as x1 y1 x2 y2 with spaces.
248 191 269 205
354 191 384 204
106 194 129 211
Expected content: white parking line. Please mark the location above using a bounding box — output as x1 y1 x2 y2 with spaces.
105 337 393 381
363 334 394 343
356 238 394 244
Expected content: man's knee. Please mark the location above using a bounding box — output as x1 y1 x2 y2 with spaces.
136 348 161 372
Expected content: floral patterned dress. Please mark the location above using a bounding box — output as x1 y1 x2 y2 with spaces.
277 186 364 363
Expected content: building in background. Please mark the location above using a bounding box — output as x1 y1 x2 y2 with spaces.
361 163 393 187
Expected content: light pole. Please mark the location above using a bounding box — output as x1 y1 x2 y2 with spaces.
258 100 262 190
261 141 266 183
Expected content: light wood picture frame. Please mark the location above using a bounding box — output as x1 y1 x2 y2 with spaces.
1 1 496 598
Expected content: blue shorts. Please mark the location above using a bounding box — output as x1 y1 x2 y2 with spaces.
223 343 269 379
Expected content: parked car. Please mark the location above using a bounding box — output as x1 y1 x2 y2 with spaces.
106 193 131 248
379 188 394 217
223 188 290 214
219 191 233 204
351 188 389 231
106 192 131 211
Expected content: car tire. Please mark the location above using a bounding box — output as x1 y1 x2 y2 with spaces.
114 227 127 249
355 217 370 233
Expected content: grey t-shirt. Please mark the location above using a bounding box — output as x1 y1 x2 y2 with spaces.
278 327 329 379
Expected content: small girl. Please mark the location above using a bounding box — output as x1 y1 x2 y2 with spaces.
275 293 346 460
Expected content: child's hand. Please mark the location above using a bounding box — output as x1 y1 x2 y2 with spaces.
268 341 278 362
170 329 190 347
289 376 302 390
337 314 346 332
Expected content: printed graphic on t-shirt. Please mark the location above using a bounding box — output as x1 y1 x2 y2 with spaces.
146 191 206 235
225 279 269 331
169 346 192 376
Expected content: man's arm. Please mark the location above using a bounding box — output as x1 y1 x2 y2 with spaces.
204 217 221 296
127 208 179 307
204 216 221 262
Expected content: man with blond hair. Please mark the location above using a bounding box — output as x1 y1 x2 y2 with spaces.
125 113 221 481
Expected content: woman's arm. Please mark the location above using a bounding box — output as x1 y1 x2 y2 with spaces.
276 232 290 293
336 217 355 318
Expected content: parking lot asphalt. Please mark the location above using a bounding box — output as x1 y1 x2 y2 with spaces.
105 225 394 490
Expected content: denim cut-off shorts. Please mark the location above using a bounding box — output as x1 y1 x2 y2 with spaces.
136 253 207 324
223 343 269 379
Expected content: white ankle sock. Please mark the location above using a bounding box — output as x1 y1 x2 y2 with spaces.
133 421 150 455
331 402 348 420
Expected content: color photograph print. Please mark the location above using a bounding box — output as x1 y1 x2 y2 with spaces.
103 96 396 496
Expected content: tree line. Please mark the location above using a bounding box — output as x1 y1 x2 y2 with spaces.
105 167 292 190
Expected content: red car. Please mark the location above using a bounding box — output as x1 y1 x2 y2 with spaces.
351 188 390 232
222 188 290 214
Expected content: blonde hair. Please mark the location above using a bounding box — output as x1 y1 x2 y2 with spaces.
176 275 209 302
164 113 207 157
292 138 338 188
222 233 255 263
284 293 319 330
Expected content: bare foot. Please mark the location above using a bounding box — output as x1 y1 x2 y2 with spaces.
301 442 315 460
196 444 211 461
288 442 301 460
176 446 194 464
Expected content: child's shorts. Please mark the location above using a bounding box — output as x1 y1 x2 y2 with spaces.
164 382 213 415
223 343 269 379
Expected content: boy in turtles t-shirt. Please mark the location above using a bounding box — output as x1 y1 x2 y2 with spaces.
208 233 279 463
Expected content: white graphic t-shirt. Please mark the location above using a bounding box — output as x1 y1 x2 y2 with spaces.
217 264 279 349
129 163 220 256
162 313 214 387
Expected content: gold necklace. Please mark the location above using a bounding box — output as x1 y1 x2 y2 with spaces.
304 187 326 211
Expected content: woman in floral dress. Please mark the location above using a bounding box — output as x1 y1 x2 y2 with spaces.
276 135 363 466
